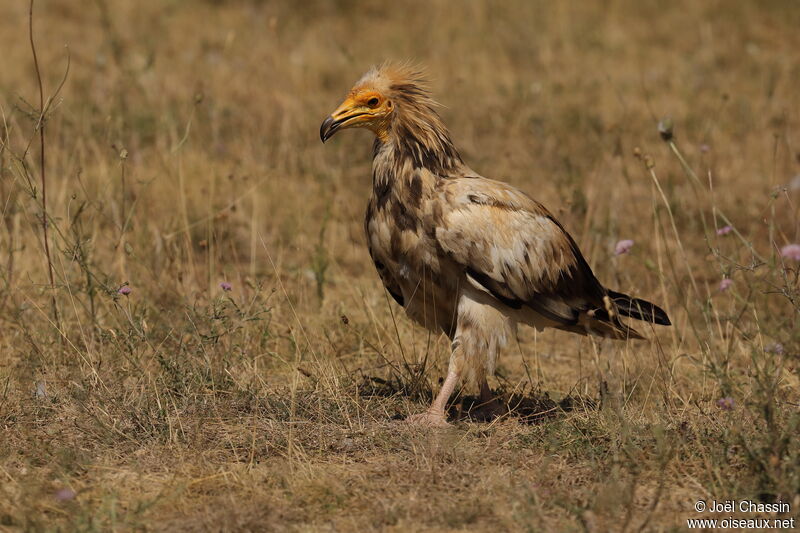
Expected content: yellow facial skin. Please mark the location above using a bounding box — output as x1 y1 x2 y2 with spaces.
320 91 393 142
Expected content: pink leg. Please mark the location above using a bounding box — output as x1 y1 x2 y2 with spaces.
406 369 460 427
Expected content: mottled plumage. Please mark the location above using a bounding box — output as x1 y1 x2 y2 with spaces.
321 63 670 426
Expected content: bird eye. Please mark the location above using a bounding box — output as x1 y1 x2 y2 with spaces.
367 97 380 107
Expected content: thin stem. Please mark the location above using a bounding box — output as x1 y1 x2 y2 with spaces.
668 135 766 264
645 162 700 298
121 153 126 233
29 0 59 327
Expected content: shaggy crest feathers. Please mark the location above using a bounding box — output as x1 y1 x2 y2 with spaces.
356 62 433 102
360 63 462 173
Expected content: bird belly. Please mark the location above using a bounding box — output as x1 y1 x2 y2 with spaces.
367 207 459 335
369 247 459 337
396 269 459 336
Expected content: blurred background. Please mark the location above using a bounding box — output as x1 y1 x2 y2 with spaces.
1 0 799 530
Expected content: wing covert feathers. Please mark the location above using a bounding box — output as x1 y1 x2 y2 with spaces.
436 176 646 338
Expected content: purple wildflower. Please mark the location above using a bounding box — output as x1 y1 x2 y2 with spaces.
220 282 232 292
765 343 784 355
699 144 710 153
117 286 132 296
54 488 76 502
615 239 634 256
716 397 735 411
716 225 732 236
780 244 800 261
718 278 733 292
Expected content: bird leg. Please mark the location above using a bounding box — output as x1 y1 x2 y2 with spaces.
406 369 459 427
469 377 506 421
479 378 493 404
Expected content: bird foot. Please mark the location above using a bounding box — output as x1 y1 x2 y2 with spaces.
405 409 450 427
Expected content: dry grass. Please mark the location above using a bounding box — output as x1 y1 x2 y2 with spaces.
1 0 799 531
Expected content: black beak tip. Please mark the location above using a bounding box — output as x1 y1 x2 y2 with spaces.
320 116 335 143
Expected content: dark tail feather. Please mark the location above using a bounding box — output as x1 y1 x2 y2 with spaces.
607 290 671 326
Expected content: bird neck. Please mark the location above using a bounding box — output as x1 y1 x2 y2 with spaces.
376 107 465 176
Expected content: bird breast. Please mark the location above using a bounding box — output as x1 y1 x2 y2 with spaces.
364 168 461 334
365 192 440 279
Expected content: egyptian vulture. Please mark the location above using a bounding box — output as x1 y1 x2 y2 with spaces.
320 63 670 426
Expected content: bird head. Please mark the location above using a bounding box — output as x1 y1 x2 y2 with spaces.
320 63 428 143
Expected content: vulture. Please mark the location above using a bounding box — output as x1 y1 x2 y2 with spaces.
320 63 670 426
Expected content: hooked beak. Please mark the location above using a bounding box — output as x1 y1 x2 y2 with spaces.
320 99 371 143
320 116 337 143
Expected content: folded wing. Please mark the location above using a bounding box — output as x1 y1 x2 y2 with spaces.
436 176 640 338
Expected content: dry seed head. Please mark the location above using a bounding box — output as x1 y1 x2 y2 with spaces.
658 117 674 142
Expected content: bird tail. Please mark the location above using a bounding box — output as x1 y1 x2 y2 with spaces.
559 310 644 340
607 290 671 326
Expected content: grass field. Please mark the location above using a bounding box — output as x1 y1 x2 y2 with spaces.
1 0 800 530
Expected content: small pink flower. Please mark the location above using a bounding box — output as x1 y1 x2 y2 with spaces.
614 239 634 256
117 286 132 296
716 397 734 411
54 488 76 502
699 144 710 153
716 225 732 236
780 244 800 261
718 278 733 292
220 282 232 292
765 343 784 355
